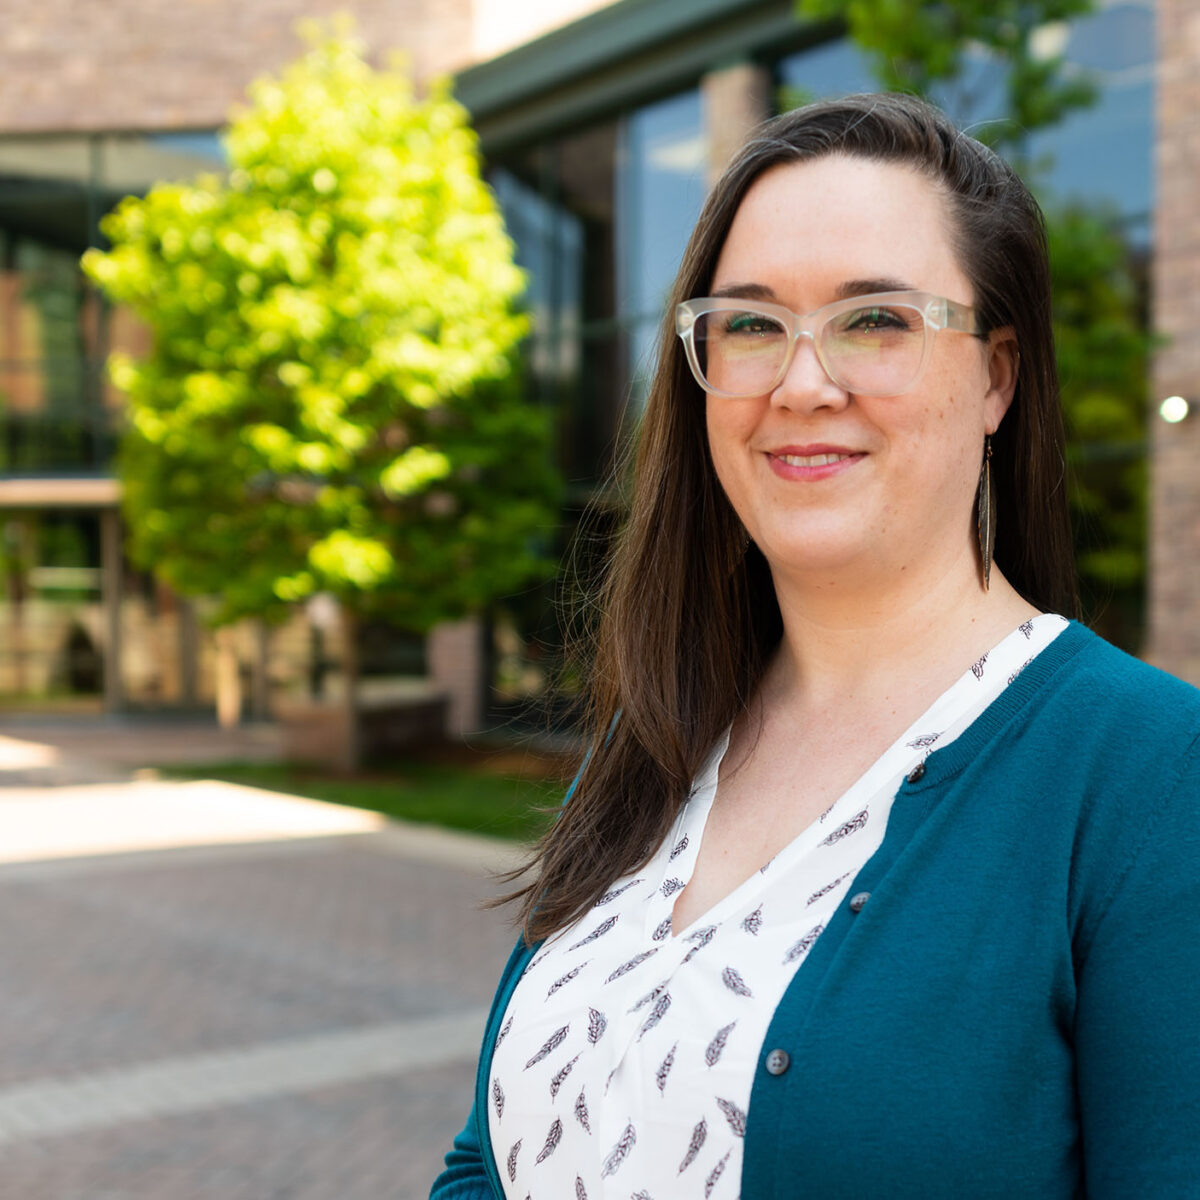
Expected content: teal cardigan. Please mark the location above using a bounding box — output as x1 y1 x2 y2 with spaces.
431 623 1200 1198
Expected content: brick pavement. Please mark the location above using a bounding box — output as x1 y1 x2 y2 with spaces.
0 723 527 1199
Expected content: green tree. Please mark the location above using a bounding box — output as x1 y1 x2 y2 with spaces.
794 0 1151 645
83 24 560 755
796 0 1097 154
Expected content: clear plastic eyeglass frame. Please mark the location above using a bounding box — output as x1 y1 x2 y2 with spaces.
674 290 980 399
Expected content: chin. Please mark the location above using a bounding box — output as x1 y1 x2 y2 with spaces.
755 535 872 578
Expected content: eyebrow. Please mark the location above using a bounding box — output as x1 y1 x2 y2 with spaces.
710 277 916 302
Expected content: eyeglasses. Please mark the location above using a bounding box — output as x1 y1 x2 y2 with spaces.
675 290 980 399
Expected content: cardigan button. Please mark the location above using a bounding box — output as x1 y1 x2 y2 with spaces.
765 1048 790 1076
849 891 870 913
906 762 926 783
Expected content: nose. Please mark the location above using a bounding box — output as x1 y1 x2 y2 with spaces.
770 333 850 412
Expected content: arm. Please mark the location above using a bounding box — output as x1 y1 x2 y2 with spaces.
1074 734 1200 1195
429 1100 498 1200
429 932 542 1199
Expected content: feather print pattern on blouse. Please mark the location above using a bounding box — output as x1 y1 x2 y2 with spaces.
822 808 868 845
721 966 753 997
483 619 1068 1200
1008 657 1034 685
605 948 658 983
586 1007 607 1044
705 1150 732 1198
806 871 853 906
599 1122 637 1178
705 1022 736 1067
535 1117 562 1163
573 1087 591 1134
655 1042 677 1094
550 1053 581 1099
682 924 717 964
596 879 642 905
783 924 825 963
630 982 666 1012
567 915 619 952
716 1096 747 1137
524 1024 569 1070
906 732 939 749
637 990 672 1040
546 961 589 998
678 1117 707 1173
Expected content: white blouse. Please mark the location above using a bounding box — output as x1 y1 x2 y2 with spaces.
489 615 1068 1200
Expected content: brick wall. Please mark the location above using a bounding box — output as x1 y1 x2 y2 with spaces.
1147 0 1200 684
702 62 772 187
0 0 473 134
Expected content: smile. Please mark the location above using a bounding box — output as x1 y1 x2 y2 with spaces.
777 452 854 467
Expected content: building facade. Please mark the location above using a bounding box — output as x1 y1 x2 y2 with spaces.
0 0 1190 730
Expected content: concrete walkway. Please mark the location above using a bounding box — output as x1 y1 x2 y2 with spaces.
0 719 525 1199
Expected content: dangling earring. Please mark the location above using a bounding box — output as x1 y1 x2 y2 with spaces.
976 435 995 591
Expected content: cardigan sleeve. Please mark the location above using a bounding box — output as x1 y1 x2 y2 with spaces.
428 1099 500 1200
1073 732 1200 1195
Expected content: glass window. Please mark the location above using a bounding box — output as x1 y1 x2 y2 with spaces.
777 38 875 107
618 89 708 407
100 132 226 198
0 137 99 474
1027 1 1153 236
0 131 228 477
486 87 706 724
777 4 1153 234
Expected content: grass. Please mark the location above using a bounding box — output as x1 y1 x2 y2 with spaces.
163 745 572 843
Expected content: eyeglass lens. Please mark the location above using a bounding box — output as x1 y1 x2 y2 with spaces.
692 303 928 397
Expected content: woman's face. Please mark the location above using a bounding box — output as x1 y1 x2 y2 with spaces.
704 154 1016 590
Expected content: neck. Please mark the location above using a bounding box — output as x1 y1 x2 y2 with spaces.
762 546 1038 711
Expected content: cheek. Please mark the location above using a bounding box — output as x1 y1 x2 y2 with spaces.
705 403 756 481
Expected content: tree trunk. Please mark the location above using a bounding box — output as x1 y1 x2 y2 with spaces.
215 624 241 729
250 619 272 719
338 605 362 773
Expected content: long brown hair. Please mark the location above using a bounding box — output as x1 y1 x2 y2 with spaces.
508 92 1078 944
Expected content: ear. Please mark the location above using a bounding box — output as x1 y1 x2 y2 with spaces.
984 326 1019 434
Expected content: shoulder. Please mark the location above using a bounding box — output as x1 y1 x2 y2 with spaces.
1022 624 1200 936
1035 621 1200 748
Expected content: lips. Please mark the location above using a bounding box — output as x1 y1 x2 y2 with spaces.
777 452 853 467
765 444 864 481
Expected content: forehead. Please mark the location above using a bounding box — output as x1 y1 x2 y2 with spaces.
711 154 971 305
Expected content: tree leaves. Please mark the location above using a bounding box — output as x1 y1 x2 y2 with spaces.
81 21 559 631
793 0 1096 152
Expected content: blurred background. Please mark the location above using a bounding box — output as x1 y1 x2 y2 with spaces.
0 0 1196 1195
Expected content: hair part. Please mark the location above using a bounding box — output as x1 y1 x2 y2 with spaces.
502 92 1078 944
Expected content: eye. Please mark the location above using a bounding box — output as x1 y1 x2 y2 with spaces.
843 306 917 333
721 310 782 336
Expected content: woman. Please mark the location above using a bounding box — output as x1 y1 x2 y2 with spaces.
432 93 1200 1198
